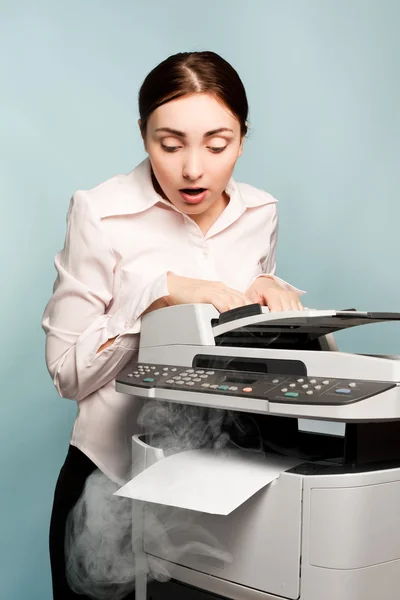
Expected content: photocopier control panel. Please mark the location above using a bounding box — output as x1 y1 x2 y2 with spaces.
117 363 395 405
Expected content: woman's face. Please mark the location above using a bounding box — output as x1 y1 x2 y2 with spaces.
142 93 244 218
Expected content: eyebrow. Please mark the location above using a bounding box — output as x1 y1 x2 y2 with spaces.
155 127 234 138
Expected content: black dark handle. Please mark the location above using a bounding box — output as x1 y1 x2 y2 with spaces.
218 303 263 325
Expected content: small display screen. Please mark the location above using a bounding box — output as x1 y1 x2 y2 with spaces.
225 375 258 385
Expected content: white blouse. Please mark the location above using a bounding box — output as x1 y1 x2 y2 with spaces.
42 158 304 484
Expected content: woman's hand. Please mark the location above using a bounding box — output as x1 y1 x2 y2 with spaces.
167 273 253 313
246 276 303 312
145 273 253 315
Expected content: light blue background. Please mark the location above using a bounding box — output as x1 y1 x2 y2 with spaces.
1 1 399 598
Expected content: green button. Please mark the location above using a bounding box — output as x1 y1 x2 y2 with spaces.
218 385 229 390
284 392 299 398
143 377 155 383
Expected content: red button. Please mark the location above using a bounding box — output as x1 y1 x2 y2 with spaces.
242 387 253 393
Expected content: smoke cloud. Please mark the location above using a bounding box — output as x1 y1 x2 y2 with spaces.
64 403 265 599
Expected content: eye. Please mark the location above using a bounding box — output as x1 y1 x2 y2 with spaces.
161 144 181 153
207 137 229 154
208 146 227 154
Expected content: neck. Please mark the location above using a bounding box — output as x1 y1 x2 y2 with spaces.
190 191 230 235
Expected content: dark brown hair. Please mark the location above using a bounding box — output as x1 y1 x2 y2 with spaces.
138 51 248 137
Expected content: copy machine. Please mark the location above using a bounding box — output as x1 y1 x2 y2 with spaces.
115 304 400 600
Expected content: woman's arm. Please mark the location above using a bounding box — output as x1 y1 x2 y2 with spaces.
42 190 169 402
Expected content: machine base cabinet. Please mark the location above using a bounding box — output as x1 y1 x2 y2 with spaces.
133 435 400 600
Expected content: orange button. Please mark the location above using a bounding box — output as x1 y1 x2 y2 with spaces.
242 387 253 393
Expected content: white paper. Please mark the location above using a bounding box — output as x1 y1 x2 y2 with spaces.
115 449 302 515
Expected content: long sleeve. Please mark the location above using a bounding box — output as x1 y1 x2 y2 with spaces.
42 190 168 402
250 204 306 295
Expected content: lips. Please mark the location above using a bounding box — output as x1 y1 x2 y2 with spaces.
179 188 208 204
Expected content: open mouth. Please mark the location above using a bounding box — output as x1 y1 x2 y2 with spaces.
179 188 208 204
179 188 207 196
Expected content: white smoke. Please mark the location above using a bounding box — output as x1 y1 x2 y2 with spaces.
65 471 136 599
64 402 265 599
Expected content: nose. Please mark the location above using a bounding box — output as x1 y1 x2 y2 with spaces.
182 151 204 182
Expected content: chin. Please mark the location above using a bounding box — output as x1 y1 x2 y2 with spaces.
180 201 212 214
171 194 213 213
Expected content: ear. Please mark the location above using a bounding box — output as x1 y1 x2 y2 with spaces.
238 136 245 157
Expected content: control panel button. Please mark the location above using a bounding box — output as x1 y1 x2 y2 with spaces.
306 390 314 395
143 377 155 383
297 378 304 383
228 386 238 391
272 379 280 384
302 384 309 389
201 383 210 388
281 388 288 393
349 382 356 388
335 388 351 394
314 385 322 390
285 392 299 398
322 380 330 385
218 385 229 391
242 387 253 393
289 383 296 388
310 379 317 384
206 371 215 375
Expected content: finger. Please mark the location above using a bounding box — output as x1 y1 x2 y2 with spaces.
212 292 247 313
257 290 283 312
280 297 293 312
242 295 254 306
279 293 301 312
288 295 303 311
252 294 265 306
266 298 284 312
202 287 244 310
226 294 251 310
212 297 230 314
223 287 253 306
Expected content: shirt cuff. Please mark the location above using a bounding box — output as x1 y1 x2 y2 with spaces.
251 274 306 296
106 271 170 340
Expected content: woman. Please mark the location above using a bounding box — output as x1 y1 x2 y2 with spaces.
42 50 305 599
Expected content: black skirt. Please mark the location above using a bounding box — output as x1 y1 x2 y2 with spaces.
49 444 139 599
